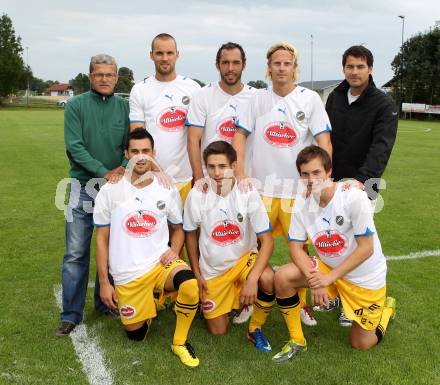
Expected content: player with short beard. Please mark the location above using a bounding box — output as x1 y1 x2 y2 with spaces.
184 141 275 352
186 42 256 183
272 145 396 362
94 128 200 368
129 33 201 203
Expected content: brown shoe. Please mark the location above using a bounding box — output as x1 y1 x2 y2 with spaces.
54 321 76 336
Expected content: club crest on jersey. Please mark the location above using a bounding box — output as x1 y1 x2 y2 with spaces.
264 121 298 147
211 220 242 246
313 230 347 257
156 200 166 210
296 111 305 121
216 116 238 141
157 106 187 132
182 95 190 105
202 299 216 313
123 210 158 238
336 215 344 226
237 212 243 222
120 305 136 319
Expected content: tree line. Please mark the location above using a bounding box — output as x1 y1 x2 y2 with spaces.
3 13 438 105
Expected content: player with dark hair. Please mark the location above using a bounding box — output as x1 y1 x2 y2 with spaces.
184 141 276 352
272 145 396 362
186 41 257 323
94 128 200 368
326 45 397 196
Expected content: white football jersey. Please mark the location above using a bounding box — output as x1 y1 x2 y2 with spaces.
183 183 271 280
129 75 201 182
289 184 386 289
237 86 331 198
93 178 183 285
185 82 256 171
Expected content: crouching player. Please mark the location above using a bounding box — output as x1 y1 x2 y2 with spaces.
94 128 200 368
273 145 396 362
184 141 275 352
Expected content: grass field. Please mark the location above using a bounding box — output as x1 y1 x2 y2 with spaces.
0 109 439 385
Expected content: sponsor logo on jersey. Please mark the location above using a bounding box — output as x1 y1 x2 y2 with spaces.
216 116 238 141
123 210 158 238
313 230 347 257
211 220 242 246
158 106 187 132
120 305 136 319
202 299 216 313
264 121 298 147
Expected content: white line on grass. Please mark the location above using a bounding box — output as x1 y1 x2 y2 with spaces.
386 249 440 261
51 248 438 385
53 284 114 385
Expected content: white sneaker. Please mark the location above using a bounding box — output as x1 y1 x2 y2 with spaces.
232 305 253 324
338 310 352 327
300 305 317 326
313 297 341 312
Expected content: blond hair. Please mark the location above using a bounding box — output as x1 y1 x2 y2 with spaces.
266 42 299 81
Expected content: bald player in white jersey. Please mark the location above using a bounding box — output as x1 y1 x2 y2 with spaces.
232 42 333 325
272 145 396 362
186 42 256 182
129 33 201 203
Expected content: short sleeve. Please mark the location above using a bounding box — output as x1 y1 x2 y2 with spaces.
247 191 271 234
129 83 146 123
167 188 183 225
236 93 256 135
183 189 201 231
185 88 207 128
348 189 376 237
93 186 111 227
288 210 308 242
309 91 332 137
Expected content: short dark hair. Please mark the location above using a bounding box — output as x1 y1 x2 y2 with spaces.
151 33 177 51
296 145 332 174
126 127 155 150
203 140 237 166
216 42 246 65
342 45 374 67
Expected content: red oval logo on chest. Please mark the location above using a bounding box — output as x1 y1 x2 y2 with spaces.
211 220 242 246
264 121 297 147
158 107 187 131
217 118 238 140
313 230 347 257
123 210 158 237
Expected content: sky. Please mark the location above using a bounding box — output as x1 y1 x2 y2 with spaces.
3 0 439 88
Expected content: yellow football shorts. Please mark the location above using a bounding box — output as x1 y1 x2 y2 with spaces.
261 195 294 238
313 256 386 330
115 259 188 326
176 180 192 205
201 251 256 319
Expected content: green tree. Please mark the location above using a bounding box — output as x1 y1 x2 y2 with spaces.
247 80 268 89
70 73 89 95
392 26 440 105
115 66 134 93
0 14 25 99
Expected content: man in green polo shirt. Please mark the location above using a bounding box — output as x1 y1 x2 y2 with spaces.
55 54 129 336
